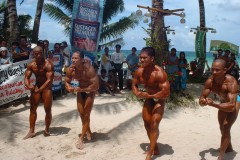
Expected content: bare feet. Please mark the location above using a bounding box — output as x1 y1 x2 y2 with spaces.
145 152 152 160
225 146 233 153
44 130 50 137
23 132 35 140
154 145 160 155
76 139 84 150
86 132 92 141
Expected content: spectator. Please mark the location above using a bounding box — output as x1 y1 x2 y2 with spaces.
18 35 32 61
178 52 188 90
217 49 223 59
100 47 112 75
98 69 114 96
229 52 239 81
1 39 7 47
126 47 139 90
111 44 126 90
60 41 71 69
10 41 21 63
108 69 120 94
166 48 179 92
43 39 52 59
0 47 12 65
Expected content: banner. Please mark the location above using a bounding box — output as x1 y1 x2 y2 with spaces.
52 54 63 91
209 40 239 55
70 0 104 64
0 60 35 106
195 31 206 58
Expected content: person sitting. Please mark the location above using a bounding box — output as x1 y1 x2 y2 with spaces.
108 69 121 94
99 69 114 96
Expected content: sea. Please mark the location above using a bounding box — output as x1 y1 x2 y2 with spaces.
102 50 218 69
48 42 239 69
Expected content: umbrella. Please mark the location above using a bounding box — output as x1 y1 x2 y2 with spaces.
209 40 239 55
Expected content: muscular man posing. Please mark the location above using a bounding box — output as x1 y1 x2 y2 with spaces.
199 59 239 160
65 51 99 149
24 46 54 139
132 47 170 160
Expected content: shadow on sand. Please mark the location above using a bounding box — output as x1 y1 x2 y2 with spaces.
140 143 174 159
35 126 71 137
199 148 237 160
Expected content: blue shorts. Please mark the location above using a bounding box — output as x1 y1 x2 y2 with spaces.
237 95 240 102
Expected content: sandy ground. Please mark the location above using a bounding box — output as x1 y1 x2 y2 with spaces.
0 84 240 160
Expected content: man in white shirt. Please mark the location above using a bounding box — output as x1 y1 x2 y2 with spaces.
111 44 126 90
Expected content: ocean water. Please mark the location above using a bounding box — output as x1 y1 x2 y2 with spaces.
105 50 218 69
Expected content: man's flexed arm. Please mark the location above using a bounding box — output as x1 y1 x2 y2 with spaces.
65 67 74 93
199 78 212 106
24 63 34 91
150 70 170 100
132 69 141 96
206 77 238 112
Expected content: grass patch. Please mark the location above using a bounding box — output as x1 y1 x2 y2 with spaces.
126 90 199 110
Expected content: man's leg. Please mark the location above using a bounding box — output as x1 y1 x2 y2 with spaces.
217 107 239 160
142 100 164 160
76 92 95 149
42 89 53 136
23 92 41 139
147 101 164 160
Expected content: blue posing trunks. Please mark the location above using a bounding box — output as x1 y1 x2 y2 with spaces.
237 95 240 102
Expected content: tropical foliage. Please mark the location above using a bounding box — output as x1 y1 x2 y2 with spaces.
0 1 32 42
43 0 140 47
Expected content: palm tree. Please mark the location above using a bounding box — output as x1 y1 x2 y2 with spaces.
151 0 168 65
198 0 206 74
43 0 140 47
18 14 32 40
7 0 19 43
32 0 45 43
0 1 8 41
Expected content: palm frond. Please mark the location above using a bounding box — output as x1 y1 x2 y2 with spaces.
103 0 124 24
0 1 6 13
44 3 71 24
100 13 140 42
46 0 73 14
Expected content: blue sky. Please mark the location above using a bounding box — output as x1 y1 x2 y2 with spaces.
15 0 240 51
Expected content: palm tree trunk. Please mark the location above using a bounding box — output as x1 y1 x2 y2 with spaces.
198 0 206 73
32 0 44 43
7 0 19 43
151 0 168 66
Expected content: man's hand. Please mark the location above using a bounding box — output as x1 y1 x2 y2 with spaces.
136 91 150 99
34 86 40 93
206 98 214 106
28 85 35 92
74 87 82 92
199 97 207 106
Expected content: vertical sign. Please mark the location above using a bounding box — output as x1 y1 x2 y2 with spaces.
52 54 63 91
195 31 206 58
70 0 104 64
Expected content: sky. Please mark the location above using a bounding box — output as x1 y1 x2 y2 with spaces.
14 0 240 51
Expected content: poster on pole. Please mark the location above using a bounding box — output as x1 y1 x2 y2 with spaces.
70 0 104 64
210 40 239 55
195 31 206 58
52 54 63 91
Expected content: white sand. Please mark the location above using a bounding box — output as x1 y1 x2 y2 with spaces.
0 84 240 160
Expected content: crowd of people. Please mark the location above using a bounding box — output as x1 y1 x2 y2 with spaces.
0 36 71 69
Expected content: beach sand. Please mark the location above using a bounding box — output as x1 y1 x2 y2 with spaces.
0 84 240 160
